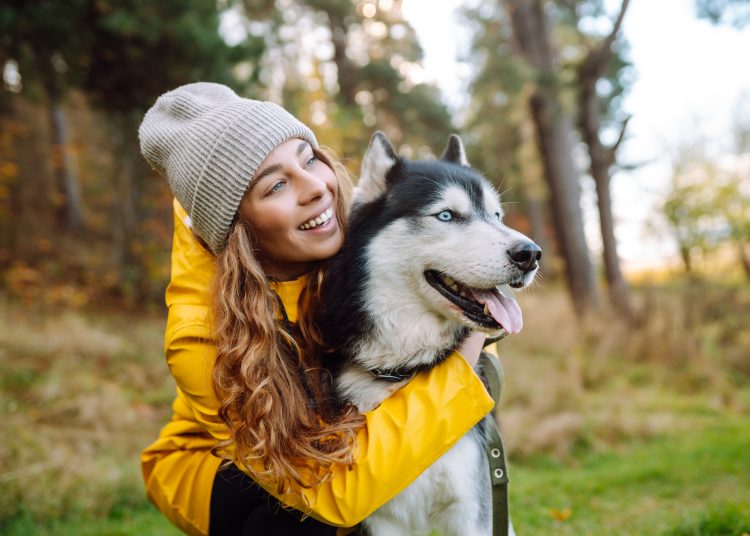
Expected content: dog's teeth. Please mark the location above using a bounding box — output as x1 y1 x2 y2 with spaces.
497 285 515 299
450 283 459 292
444 276 455 286
483 303 490 315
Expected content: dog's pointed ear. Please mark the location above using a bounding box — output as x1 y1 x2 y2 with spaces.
441 134 470 167
354 131 398 205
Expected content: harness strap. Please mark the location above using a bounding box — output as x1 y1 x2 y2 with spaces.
368 368 414 383
367 347 454 383
479 351 510 536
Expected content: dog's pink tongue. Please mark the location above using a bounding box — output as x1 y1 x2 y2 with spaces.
470 287 523 334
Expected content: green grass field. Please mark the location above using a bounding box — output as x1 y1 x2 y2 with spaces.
510 417 750 535
1 507 180 536
1 283 748 535
3 417 747 535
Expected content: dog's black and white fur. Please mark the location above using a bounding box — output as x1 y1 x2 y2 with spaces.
320 132 540 535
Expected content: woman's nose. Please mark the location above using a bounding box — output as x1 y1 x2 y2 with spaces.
298 170 327 204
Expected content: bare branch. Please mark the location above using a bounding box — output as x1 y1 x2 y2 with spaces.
586 0 631 78
608 115 632 166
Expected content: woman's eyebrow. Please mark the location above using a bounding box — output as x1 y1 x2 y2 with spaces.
249 164 281 191
249 142 310 191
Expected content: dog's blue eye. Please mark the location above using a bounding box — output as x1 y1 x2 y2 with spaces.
436 210 453 222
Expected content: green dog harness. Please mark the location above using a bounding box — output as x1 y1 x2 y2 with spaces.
479 351 510 536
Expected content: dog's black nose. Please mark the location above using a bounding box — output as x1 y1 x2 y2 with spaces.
508 242 542 272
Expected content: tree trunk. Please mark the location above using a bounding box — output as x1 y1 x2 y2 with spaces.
579 66 632 317
739 242 750 281
326 10 357 106
505 0 601 316
109 113 145 301
46 86 84 231
592 157 632 316
518 116 549 274
576 0 633 318
680 245 692 274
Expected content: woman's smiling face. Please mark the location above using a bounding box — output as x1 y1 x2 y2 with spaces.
239 138 343 280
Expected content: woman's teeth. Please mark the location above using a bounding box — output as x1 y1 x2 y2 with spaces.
299 207 334 230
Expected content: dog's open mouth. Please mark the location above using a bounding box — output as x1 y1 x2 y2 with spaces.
424 270 523 334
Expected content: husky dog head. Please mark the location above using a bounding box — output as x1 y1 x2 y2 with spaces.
322 132 541 372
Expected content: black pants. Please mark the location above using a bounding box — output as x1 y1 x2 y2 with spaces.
209 463 338 536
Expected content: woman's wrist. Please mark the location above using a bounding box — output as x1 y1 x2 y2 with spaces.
456 331 487 368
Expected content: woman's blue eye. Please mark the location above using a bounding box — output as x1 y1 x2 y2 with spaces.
306 155 317 167
436 210 453 222
268 180 285 194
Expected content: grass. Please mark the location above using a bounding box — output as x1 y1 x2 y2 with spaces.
4 417 747 535
0 281 748 535
1 506 181 536
668 503 750 536
0 302 176 531
509 417 750 535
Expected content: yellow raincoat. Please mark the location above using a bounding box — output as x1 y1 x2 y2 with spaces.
141 199 495 536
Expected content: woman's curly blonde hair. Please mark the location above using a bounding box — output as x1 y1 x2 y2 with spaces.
210 147 364 506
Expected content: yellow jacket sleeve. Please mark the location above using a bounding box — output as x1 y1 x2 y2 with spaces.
160 199 495 528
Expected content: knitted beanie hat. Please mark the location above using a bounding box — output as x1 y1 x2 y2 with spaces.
139 82 318 253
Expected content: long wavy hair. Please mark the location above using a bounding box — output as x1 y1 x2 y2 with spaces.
210 147 364 506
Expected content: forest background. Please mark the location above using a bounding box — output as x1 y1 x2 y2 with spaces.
1 0 748 534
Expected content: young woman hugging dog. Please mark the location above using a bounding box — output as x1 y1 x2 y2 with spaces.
137 82 494 536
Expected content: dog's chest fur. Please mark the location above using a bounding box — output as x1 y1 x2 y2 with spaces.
363 426 491 535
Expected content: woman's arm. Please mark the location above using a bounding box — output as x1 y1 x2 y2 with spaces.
166 318 493 527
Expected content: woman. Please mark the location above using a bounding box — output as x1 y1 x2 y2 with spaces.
138 82 494 536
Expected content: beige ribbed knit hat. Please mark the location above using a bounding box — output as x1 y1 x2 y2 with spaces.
139 82 317 253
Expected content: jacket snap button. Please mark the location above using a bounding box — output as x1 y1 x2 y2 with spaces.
494 468 504 479
490 448 501 458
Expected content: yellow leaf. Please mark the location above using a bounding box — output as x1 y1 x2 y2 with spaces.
550 507 573 522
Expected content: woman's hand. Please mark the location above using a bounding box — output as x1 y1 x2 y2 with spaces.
456 330 487 369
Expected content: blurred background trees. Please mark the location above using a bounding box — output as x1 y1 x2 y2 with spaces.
1 0 255 302
0 0 747 315
463 0 637 317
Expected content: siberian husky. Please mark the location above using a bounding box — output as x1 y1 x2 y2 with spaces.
320 132 540 535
